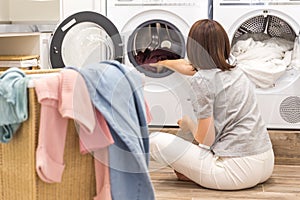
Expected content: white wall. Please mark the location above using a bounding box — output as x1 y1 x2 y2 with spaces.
60 0 102 20
9 0 60 23
1 0 106 23
0 0 9 22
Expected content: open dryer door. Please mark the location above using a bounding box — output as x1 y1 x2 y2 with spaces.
50 11 123 68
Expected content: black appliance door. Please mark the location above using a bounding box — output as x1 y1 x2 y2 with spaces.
50 11 123 68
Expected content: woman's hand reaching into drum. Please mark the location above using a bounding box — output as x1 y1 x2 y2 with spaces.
150 59 196 76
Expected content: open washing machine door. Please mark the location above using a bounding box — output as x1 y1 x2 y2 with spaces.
50 11 123 68
227 10 300 129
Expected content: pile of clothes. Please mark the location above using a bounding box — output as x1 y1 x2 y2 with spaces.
231 33 299 88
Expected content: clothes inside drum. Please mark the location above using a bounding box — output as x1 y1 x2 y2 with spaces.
134 48 180 73
230 15 299 88
127 21 185 78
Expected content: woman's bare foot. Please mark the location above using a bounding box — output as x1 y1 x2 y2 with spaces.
174 170 192 182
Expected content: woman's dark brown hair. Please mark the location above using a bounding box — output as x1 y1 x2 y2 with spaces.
186 19 235 71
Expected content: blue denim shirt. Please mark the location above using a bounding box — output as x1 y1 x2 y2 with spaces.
67 60 155 200
0 68 28 143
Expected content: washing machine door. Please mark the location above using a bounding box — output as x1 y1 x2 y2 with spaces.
50 11 123 68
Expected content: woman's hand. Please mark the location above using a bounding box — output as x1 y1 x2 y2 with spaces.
177 115 194 133
148 61 166 73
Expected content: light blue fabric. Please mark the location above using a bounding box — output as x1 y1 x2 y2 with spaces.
67 60 155 200
0 68 29 143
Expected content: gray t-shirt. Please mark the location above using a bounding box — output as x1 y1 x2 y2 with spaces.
190 67 272 157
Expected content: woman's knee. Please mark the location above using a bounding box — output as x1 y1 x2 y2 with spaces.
150 132 176 147
149 132 175 164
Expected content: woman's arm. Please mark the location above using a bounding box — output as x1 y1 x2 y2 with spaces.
195 117 215 145
150 59 196 76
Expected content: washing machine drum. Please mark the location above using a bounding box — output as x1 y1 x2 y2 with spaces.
231 14 296 45
127 20 186 78
50 11 123 69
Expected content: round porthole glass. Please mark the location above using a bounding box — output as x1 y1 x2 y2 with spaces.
61 22 115 68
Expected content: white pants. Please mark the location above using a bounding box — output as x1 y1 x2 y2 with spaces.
150 132 274 190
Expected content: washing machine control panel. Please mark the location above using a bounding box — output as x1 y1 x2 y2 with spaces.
112 0 201 6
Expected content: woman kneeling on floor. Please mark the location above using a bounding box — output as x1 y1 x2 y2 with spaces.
149 19 274 190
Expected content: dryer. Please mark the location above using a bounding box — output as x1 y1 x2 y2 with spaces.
213 0 300 129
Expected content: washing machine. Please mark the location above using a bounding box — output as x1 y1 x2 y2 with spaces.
213 0 300 129
105 0 210 127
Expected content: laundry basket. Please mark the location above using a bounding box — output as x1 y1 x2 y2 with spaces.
0 69 96 200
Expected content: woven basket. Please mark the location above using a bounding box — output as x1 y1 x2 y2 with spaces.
0 55 40 71
0 70 96 200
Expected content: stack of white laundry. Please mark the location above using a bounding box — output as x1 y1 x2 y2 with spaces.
231 33 299 88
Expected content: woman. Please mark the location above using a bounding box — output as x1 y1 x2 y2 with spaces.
149 19 274 190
